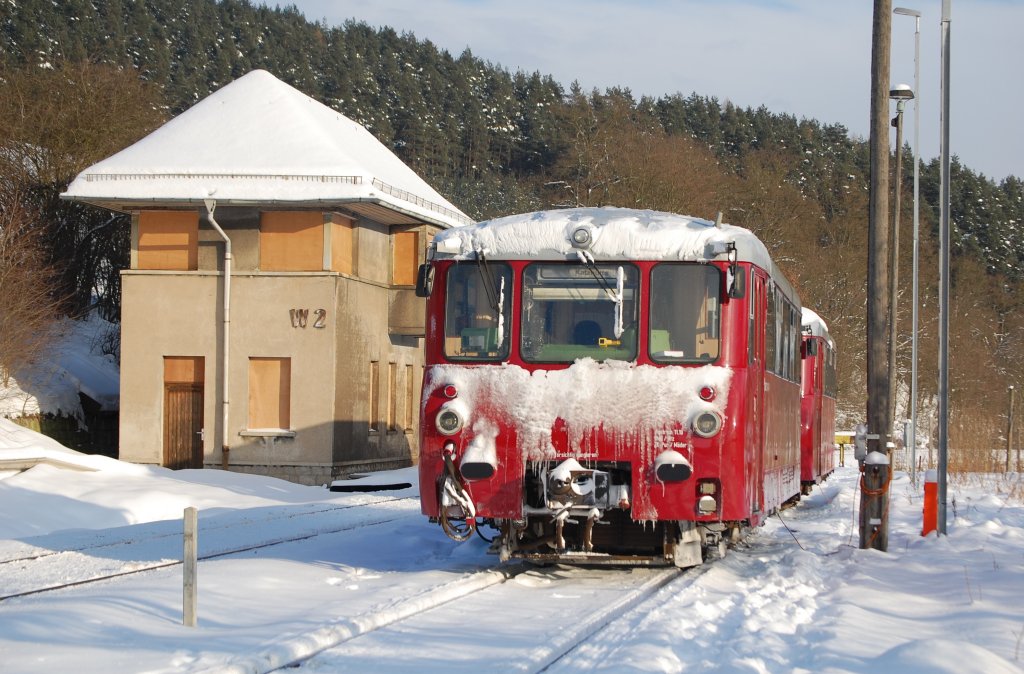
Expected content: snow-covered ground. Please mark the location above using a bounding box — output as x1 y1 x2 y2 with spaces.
0 418 1022 674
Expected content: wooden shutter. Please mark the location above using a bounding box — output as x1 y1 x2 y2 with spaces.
330 214 355 275
392 231 419 286
248 357 291 429
138 211 198 270
260 212 324 271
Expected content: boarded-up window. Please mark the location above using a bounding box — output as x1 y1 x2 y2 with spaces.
404 364 415 432
138 211 198 270
369 361 380 433
392 231 419 286
164 356 205 384
330 213 355 275
248 357 291 429
387 362 397 432
260 211 324 271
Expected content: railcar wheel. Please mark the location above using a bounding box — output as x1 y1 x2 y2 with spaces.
702 535 728 562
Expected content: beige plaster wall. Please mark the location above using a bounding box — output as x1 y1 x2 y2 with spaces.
332 277 422 475
227 274 338 468
120 272 338 474
119 272 219 465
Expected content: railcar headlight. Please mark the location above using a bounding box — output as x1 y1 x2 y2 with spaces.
692 411 722 438
569 225 594 249
435 405 465 435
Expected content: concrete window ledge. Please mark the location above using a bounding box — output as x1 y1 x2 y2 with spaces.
238 429 296 439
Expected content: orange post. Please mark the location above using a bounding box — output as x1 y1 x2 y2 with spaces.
921 469 938 536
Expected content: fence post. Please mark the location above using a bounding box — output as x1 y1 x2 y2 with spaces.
183 506 197 627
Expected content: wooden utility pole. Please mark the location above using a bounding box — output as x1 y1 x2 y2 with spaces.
861 0 893 551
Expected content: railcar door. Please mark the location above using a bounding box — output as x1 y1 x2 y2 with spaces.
748 272 767 520
814 352 825 478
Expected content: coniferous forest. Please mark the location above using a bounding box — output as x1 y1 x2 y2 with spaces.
2 0 1023 459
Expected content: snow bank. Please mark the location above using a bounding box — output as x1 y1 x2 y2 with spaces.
0 314 120 420
0 418 353 538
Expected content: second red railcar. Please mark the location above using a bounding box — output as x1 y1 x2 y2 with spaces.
800 309 838 492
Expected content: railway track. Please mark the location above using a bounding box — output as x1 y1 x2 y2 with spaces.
531 567 699 674
201 564 697 674
201 563 526 674
0 496 417 602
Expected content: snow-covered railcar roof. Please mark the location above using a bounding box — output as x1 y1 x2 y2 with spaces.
433 207 799 302
801 307 834 345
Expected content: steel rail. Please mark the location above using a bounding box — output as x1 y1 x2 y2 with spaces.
0 496 413 567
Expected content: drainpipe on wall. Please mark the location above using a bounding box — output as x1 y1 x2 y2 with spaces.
204 199 232 469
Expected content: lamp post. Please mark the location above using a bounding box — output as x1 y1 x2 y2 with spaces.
937 0 952 536
888 83 914 465
894 6 921 486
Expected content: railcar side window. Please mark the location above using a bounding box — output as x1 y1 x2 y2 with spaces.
443 262 512 361
825 343 838 397
520 263 639 363
766 287 777 372
649 264 722 364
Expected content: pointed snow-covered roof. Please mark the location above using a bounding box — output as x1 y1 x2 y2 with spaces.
62 70 470 228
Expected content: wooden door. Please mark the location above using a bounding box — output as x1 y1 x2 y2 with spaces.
163 357 205 469
164 385 204 468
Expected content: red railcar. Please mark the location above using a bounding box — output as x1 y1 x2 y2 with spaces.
800 309 838 492
417 208 804 566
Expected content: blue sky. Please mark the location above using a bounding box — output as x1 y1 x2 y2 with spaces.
287 0 1023 181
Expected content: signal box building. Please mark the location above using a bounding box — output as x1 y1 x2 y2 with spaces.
62 70 469 484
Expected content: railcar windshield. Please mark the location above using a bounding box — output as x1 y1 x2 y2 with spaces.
443 261 512 360
520 263 639 363
649 264 722 364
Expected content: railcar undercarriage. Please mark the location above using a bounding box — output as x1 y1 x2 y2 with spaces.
439 457 744 567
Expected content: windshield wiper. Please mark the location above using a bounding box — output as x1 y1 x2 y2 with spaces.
575 251 618 299
475 248 501 316
575 253 625 339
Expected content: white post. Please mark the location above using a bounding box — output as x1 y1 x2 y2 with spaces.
183 507 198 627
894 6 921 487
909 9 921 487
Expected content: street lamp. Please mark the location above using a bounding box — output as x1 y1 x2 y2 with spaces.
894 6 922 486
888 83 914 469
936 0 952 537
